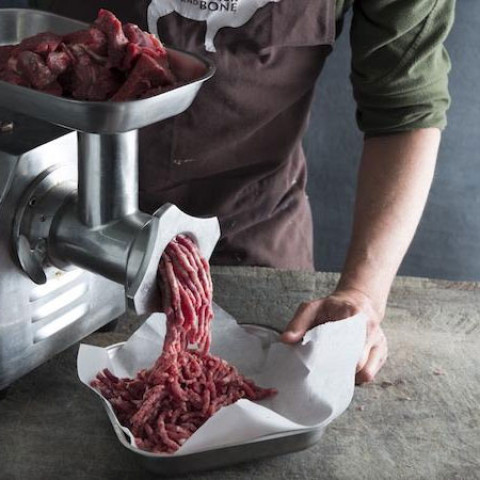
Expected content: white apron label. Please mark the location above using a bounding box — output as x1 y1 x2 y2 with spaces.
147 0 281 52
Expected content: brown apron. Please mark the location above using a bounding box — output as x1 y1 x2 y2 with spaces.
47 0 336 271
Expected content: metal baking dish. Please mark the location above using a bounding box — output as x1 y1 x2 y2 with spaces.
0 8 215 133
102 325 324 476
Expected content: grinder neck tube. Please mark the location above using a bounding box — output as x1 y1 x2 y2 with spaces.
78 131 138 227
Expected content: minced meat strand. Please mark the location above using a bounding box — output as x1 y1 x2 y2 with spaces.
91 234 277 453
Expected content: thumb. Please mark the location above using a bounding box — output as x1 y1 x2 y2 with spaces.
280 301 319 344
280 329 304 344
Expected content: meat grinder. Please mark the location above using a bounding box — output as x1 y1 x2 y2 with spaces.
0 8 218 391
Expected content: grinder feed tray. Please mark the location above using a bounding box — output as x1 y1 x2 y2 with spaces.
0 9 215 133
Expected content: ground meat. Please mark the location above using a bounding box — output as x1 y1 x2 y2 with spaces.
0 9 176 101
91 235 277 454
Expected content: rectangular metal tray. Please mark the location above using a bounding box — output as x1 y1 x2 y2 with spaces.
0 9 214 133
102 324 324 476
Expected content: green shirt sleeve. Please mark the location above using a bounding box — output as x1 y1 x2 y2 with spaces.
349 0 455 135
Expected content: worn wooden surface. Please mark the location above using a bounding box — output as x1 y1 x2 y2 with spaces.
0 267 479 480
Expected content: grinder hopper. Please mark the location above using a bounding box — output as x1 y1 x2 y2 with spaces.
0 8 219 389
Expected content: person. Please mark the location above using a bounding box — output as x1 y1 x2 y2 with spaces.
34 0 455 384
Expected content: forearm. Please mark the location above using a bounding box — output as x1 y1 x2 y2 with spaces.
336 128 441 315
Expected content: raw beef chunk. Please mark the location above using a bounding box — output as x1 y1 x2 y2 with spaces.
0 10 177 101
111 53 175 101
94 9 129 69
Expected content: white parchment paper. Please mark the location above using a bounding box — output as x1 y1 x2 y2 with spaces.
77 303 366 456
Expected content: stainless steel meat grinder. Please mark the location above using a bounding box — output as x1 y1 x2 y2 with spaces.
0 9 218 391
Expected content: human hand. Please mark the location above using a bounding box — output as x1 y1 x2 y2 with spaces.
280 288 387 384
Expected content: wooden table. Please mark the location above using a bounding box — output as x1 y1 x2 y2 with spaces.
1 267 479 480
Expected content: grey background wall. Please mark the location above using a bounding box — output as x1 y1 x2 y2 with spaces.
1 1 478 280
304 1 480 281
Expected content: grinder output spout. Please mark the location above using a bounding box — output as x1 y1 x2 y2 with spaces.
14 129 220 315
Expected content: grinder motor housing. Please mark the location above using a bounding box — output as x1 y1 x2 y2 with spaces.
0 113 126 391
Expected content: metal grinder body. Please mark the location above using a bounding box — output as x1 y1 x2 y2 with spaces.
0 114 124 390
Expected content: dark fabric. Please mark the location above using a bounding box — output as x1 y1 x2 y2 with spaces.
46 0 335 271
33 0 454 134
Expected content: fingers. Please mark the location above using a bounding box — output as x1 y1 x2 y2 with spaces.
281 296 360 344
280 293 388 382
280 301 319 344
356 324 380 373
355 328 388 385
356 345 371 374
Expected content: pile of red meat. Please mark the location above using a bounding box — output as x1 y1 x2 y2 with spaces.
0 9 176 101
91 235 276 454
